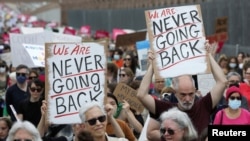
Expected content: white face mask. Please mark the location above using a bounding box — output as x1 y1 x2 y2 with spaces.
113 54 120 60
229 63 237 68
0 67 6 73
228 99 241 110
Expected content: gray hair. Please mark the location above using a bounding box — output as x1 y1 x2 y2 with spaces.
226 71 241 80
160 107 198 141
6 121 42 141
172 75 195 90
78 102 106 123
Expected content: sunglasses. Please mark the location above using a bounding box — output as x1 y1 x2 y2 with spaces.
29 76 38 80
119 74 126 77
229 96 241 100
160 128 175 135
30 87 42 92
123 58 131 61
13 139 32 141
16 73 27 76
86 115 106 126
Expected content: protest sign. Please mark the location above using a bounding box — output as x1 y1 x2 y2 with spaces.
197 73 215 96
112 28 127 41
0 52 11 66
20 26 44 34
113 83 144 113
10 31 82 68
22 44 44 67
45 42 107 124
80 25 91 35
145 5 208 78
215 16 228 34
115 31 147 48
136 40 150 75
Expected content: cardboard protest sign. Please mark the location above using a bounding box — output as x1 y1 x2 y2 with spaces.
197 73 215 96
45 42 107 124
115 31 147 48
136 40 150 75
113 83 144 113
215 17 228 34
10 32 82 68
145 5 208 78
22 44 44 67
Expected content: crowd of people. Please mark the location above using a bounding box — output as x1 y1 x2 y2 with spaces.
0 10 249 141
0 39 248 141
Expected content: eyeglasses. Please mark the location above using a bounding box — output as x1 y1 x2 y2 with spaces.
229 96 241 100
123 58 131 61
29 76 38 80
13 139 32 141
30 87 42 92
16 73 27 76
86 115 106 126
160 128 175 135
119 74 127 77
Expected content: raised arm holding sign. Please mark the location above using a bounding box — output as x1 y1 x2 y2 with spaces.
137 4 227 141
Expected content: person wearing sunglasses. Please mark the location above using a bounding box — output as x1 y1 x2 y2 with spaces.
5 64 30 122
213 86 250 125
159 107 197 141
17 78 44 127
78 102 128 141
118 68 135 85
6 121 42 141
210 72 249 123
28 70 39 81
122 51 141 77
137 41 227 140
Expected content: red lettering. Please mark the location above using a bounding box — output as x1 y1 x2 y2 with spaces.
148 10 159 19
53 45 69 55
161 8 176 17
71 45 90 55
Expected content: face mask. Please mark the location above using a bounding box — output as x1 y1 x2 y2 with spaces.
239 63 243 69
229 63 236 68
16 75 27 84
228 99 241 110
0 67 6 73
113 55 120 60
